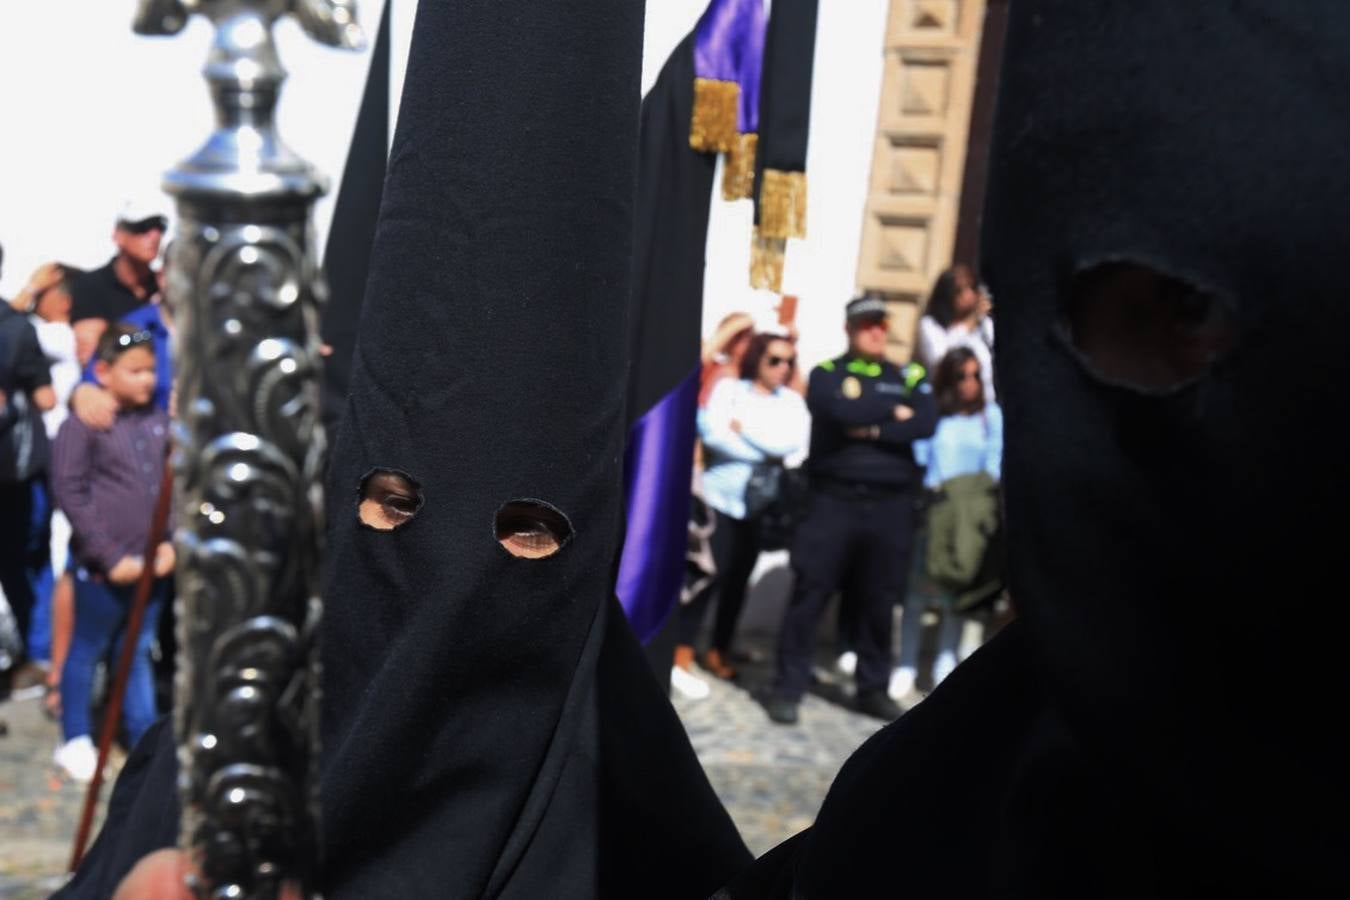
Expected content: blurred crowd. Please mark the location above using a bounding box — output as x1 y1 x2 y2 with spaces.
0 187 1003 782
0 195 176 782
674 264 1008 724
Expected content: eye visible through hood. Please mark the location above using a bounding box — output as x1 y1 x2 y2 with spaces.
357 468 424 531
1057 260 1239 394
495 499 572 559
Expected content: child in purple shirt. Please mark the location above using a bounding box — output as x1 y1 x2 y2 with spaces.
49 324 173 782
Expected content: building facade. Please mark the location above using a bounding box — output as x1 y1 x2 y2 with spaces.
856 0 1002 361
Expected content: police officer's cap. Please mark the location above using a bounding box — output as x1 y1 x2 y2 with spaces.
845 294 888 323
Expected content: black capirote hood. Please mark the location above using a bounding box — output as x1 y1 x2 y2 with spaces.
980 0 1350 886
316 0 738 896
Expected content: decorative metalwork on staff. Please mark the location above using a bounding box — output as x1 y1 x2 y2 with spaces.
132 1 363 896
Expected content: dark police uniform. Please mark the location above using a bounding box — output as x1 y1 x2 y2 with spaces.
773 351 936 706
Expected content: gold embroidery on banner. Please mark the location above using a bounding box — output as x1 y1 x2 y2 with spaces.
690 78 740 153
758 169 807 239
750 227 787 292
721 132 758 200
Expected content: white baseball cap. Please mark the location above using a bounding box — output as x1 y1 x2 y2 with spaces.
114 192 170 230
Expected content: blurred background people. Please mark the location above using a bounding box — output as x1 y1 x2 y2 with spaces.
69 229 174 432
66 196 167 427
766 296 936 725
49 325 172 782
916 264 995 402
0 245 57 697
69 197 165 327
674 332 808 697
699 311 757 408
891 346 1003 701
7 263 82 712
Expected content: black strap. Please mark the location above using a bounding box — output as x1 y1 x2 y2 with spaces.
752 0 820 224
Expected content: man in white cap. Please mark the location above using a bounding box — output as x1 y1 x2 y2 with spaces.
67 196 170 430
69 195 167 327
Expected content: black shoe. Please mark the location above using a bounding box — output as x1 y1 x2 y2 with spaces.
765 695 800 725
856 690 903 722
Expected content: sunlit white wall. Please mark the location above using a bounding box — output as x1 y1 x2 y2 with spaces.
0 1 379 298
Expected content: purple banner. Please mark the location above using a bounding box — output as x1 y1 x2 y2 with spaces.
616 370 701 644
694 0 767 134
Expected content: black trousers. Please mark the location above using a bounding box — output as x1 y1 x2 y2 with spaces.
774 486 916 700
0 478 38 663
677 508 762 652
835 567 866 656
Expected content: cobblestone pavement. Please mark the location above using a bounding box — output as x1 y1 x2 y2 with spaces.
0 633 899 896
0 695 125 899
671 634 890 857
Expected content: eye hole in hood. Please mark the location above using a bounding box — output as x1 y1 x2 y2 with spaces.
495 499 573 559
358 468 424 531
1059 260 1239 393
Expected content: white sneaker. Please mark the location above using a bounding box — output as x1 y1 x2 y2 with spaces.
54 735 98 783
888 666 917 701
670 666 710 700
835 651 858 676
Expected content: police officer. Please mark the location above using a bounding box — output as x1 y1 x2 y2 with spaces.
767 295 936 724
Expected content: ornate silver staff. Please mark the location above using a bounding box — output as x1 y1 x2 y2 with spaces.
133 2 363 896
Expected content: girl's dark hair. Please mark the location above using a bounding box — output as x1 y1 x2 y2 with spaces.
932 346 984 415
925 263 974 328
739 332 795 381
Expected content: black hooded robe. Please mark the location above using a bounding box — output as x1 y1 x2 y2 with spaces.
716 1 1350 896
63 2 1350 898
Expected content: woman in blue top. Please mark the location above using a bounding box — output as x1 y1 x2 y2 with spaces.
675 333 809 691
890 346 1002 701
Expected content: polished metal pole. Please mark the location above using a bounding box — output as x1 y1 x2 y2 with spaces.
132 2 363 896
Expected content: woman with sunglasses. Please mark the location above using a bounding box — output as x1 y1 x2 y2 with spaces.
890 346 1003 702
674 333 808 694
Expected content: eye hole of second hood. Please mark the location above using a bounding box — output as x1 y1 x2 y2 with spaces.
496 500 573 559
358 469 424 531
1062 261 1238 392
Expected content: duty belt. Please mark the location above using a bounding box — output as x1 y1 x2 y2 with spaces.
812 475 910 501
